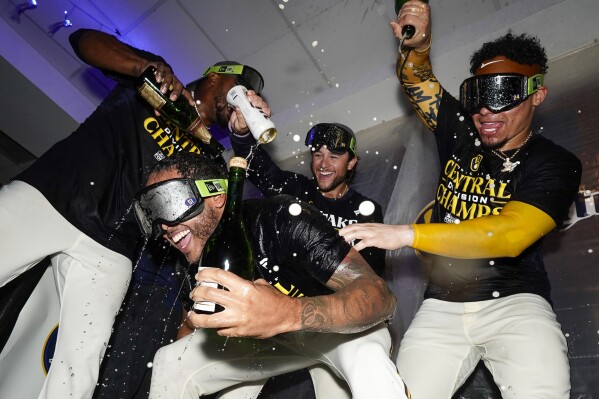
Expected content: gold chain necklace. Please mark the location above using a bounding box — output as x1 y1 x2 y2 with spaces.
491 131 533 173
321 184 349 199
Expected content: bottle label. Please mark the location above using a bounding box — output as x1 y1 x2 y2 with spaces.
192 267 219 313
229 157 248 169
139 83 166 110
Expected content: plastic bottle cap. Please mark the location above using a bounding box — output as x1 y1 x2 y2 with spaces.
229 157 248 169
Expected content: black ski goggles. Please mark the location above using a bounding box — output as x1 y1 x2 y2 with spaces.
202 64 264 94
304 124 356 156
459 73 544 115
133 178 227 239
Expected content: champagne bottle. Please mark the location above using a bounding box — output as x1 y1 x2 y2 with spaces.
193 157 254 314
137 65 224 156
226 85 277 144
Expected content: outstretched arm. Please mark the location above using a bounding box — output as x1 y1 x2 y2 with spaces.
69 29 188 102
339 201 556 259
187 248 396 339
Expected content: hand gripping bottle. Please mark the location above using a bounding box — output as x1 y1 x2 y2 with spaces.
226 85 277 144
193 157 254 314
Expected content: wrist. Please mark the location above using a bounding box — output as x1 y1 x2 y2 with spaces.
414 35 432 54
408 224 417 248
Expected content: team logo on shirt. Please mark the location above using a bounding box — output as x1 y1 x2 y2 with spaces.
470 154 483 172
42 324 59 375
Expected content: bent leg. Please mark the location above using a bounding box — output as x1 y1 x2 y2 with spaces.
38 237 132 399
397 299 481 397
0 181 77 285
308 364 350 399
475 294 570 398
149 330 316 399
314 323 410 399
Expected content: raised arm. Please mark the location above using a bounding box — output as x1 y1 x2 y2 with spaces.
391 1 441 131
229 130 311 198
69 29 188 101
187 248 395 339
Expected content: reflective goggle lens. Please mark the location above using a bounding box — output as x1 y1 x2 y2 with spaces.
459 73 543 115
202 64 264 93
133 178 227 239
304 124 356 155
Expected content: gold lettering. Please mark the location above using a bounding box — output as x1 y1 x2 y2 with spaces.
495 181 511 199
481 179 496 197
437 184 452 209
444 160 459 181
476 205 492 218
456 201 477 219
161 144 175 157
273 282 305 298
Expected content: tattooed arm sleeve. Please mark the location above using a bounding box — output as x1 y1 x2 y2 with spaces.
396 47 443 132
296 248 396 334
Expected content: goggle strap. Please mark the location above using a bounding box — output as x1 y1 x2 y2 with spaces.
195 179 228 197
527 74 544 95
202 65 245 77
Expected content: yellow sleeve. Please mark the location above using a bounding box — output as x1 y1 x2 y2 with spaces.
411 201 556 259
396 47 442 131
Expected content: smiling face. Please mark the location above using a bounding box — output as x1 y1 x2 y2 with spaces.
470 56 547 151
310 146 357 197
146 168 224 264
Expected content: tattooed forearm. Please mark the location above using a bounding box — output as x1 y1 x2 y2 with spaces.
326 253 365 291
300 298 327 331
396 50 442 131
297 249 396 333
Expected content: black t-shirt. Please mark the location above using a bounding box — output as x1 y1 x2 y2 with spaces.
424 93 582 303
15 29 223 260
230 134 386 277
178 194 351 309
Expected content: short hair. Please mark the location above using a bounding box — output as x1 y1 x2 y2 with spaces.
148 152 227 181
470 31 548 75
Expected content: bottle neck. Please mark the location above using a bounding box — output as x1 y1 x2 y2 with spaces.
224 167 246 218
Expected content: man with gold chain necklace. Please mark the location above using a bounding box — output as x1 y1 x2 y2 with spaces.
340 1 581 397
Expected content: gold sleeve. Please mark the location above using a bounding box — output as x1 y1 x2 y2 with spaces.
411 201 557 259
396 47 442 131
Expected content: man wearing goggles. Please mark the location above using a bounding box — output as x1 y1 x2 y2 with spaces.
228 121 387 399
341 3 581 398
134 152 409 399
0 26 272 398
229 122 385 276
133 178 227 241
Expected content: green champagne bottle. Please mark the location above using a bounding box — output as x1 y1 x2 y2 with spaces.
137 65 224 156
193 156 254 314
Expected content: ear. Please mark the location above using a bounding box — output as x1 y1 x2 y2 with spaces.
206 193 226 209
532 86 548 107
347 156 358 171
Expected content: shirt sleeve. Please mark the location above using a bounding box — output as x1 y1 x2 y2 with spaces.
230 133 314 198
279 200 351 285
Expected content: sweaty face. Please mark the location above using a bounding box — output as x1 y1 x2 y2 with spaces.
471 56 545 151
310 146 352 193
214 75 238 127
471 96 536 150
146 169 221 264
